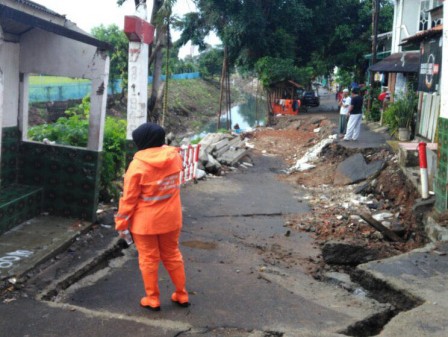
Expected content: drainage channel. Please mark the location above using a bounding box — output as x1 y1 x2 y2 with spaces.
39 239 128 301
337 269 424 337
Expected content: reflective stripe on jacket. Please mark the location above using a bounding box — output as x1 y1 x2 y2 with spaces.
115 146 183 235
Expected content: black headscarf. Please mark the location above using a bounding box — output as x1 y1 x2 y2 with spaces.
132 123 166 150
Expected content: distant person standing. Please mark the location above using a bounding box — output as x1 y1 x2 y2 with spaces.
343 87 364 141
338 89 351 137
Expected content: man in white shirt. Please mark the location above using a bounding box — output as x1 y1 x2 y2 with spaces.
338 89 351 137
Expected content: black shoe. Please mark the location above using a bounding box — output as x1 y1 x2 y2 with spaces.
141 304 161 311
172 300 191 308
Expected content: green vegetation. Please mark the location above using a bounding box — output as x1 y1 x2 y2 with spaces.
363 86 382 122
161 78 242 133
28 96 127 201
383 89 418 135
91 24 129 94
29 76 90 85
176 0 394 86
255 57 313 88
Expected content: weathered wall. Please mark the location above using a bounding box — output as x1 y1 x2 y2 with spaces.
401 0 420 39
0 42 19 127
392 0 421 53
20 29 100 79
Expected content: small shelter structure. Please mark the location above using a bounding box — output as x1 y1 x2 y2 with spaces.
0 0 111 234
268 80 305 116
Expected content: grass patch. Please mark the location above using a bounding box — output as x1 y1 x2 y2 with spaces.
29 76 90 86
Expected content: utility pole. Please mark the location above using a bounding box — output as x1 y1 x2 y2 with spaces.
368 0 380 112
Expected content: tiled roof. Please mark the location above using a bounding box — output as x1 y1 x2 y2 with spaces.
11 0 65 18
402 25 443 44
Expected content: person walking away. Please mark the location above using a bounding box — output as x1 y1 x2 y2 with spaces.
115 123 189 311
338 89 351 137
292 98 299 113
344 87 363 141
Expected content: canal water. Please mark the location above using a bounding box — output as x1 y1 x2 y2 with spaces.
204 95 267 134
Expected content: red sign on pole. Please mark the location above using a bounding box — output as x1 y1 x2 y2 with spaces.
124 15 155 45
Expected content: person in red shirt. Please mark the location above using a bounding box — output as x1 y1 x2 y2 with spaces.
378 87 388 102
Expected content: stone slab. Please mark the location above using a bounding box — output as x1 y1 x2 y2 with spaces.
334 153 385 185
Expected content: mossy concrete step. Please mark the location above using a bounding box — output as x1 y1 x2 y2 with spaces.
0 184 43 234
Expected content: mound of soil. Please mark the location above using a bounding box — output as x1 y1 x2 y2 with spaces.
249 115 427 275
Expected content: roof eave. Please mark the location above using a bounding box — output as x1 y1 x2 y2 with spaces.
0 4 113 51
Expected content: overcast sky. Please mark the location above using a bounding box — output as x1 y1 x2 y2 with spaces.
32 0 196 33
31 0 211 57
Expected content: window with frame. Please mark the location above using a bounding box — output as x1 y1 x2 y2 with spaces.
419 0 430 31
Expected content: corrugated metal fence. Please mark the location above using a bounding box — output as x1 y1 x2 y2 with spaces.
29 72 201 103
418 92 440 142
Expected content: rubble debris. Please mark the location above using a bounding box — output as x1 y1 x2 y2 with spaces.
334 153 385 185
198 133 251 174
358 212 406 243
322 241 380 265
288 136 335 173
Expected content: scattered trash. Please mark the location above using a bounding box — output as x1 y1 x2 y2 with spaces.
100 224 112 229
288 136 334 173
8 278 17 285
3 298 16 304
372 212 394 221
353 288 368 298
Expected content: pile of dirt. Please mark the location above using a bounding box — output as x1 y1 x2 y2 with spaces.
245 115 334 166
248 115 427 276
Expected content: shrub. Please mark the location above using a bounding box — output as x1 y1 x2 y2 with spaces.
28 96 127 202
383 88 417 136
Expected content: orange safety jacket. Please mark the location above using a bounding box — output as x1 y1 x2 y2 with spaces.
115 146 183 235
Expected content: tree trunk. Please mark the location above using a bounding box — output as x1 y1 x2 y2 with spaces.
147 0 166 123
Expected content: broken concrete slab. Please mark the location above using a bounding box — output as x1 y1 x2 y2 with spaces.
322 241 380 265
333 153 385 185
204 153 222 174
357 242 448 336
218 148 250 166
212 138 230 154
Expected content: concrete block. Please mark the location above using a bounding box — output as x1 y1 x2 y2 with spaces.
218 149 250 166
334 153 385 185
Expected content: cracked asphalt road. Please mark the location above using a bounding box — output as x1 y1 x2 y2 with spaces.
0 154 388 337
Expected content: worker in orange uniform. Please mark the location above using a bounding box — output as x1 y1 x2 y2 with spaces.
115 123 189 311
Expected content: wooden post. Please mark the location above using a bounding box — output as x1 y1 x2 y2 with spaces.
217 47 227 130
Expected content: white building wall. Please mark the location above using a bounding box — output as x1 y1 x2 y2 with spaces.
20 29 109 151
402 0 421 37
392 0 421 53
441 2 448 119
0 42 20 127
19 29 100 79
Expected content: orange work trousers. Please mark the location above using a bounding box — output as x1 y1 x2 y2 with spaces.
132 229 188 308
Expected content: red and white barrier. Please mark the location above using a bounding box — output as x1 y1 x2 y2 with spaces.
179 144 201 184
418 142 429 199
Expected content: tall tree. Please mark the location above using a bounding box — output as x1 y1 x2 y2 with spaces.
91 24 129 95
176 0 394 85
